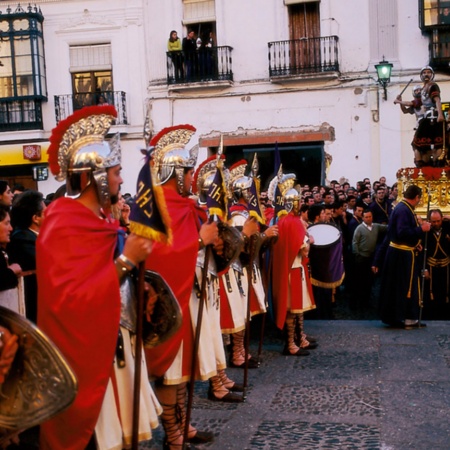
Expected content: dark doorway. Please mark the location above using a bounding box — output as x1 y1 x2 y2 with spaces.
223 142 325 190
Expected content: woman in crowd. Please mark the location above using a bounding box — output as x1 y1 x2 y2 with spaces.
0 181 13 208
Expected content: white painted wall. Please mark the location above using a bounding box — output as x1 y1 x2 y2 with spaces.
1 0 450 195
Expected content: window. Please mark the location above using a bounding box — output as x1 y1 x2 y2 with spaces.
419 0 450 29
70 44 113 109
369 0 398 62
183 0 215 24
0 5 46 130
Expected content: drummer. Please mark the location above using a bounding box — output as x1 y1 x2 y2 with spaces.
308 209 345 319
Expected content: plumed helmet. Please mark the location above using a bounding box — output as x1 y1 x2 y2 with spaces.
229 160 252 203
192 154 228 204
420 66 435 81
150 124 198 195
47 105 120 211
279 174 299 213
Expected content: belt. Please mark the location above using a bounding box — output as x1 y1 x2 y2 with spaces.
389 242 416 251
427 256 450 267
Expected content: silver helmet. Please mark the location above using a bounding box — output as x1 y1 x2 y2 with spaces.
280 174 300 213
229 160 252 203
193 154 228 205
47 105 120 211
412 84 422 98
150 125 198 195
420 65 435 81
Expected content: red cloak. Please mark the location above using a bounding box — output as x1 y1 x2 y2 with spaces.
37 197 120 450
144 187 201 379
271 213 313 330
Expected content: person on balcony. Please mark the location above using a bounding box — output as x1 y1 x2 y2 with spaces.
167 30 184 82
182 29 197 81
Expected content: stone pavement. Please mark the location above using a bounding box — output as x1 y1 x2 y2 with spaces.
144 319 450 450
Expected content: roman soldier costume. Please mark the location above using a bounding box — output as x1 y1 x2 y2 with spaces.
37 106 161 450
269 173 316 356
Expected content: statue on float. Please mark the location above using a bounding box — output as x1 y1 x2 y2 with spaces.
394 66 447 168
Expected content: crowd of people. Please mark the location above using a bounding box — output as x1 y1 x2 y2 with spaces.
0 104 448 449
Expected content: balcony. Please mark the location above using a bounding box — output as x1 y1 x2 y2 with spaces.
0 99 43 132
268 36 339 80
54 91 128 125
166 46 233 85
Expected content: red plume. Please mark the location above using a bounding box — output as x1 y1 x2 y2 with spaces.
150 124 196 147
47 105 117 176
192 154 225 194
229 159 248 172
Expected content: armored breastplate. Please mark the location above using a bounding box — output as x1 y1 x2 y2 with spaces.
119 275 137 333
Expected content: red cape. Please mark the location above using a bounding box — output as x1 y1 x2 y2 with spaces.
37 198 120 450
145 187 201 378
271 213 307 329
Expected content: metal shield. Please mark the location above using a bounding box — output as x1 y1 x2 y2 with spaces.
143 270 182 348
0 306 78 433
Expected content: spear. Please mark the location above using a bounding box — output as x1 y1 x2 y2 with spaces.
182 136 225 449
419 184 431 327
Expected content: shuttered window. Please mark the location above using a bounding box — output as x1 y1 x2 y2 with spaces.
369 0 398 61
69 44 112 73
183 0 215 24
284 0 320 5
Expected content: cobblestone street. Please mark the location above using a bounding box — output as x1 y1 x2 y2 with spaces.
143 319 450 450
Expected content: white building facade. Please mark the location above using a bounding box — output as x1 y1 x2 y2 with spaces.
0 0 448 194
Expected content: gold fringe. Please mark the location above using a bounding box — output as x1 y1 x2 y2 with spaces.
129 221 171 245
152 176 173 245
249 210 265 224
310 272 345 289
209 207 226 220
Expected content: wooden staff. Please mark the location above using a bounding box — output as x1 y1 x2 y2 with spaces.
419 184 431 327
243 234 258 397
257 236 275 361
131 262 146 449
182 243 212 449
393 78 414 103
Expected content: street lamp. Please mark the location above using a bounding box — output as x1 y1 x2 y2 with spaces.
375 57 393 100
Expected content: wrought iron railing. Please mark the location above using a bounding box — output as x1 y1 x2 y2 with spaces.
54 91 128 124
268 36 339 77
166 46 233 84
0 99 43 131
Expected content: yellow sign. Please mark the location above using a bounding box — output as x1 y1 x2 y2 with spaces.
0 142 49 166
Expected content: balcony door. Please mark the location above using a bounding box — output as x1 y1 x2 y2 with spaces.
70 44 113 110
288 2 320 72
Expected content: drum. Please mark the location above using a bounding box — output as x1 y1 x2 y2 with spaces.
307 223 345 288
